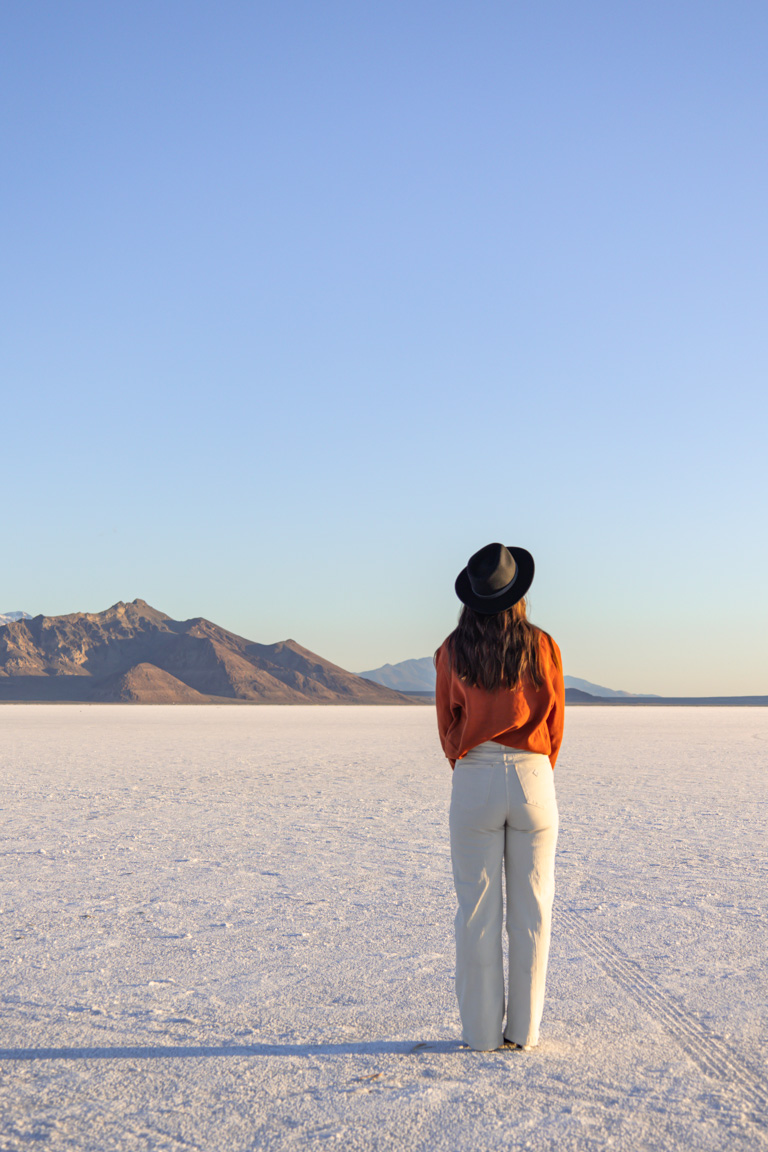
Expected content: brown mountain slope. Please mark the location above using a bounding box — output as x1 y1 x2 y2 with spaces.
0 600 419 704
245 639 413 702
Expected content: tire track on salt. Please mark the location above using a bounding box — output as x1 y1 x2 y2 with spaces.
559 908 768 1128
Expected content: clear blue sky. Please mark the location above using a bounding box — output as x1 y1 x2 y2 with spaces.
2 1 766 694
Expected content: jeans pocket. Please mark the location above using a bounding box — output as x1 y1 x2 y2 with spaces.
514 757 556 808
451 762 494 810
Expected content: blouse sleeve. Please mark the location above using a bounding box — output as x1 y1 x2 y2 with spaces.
546 636 565 769
434 642 455 766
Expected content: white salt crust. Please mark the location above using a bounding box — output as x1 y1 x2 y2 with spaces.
0 705 766 1150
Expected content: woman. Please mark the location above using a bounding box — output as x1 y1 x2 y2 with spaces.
435 542 564 1052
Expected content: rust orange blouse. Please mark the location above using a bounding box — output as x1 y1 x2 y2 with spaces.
435 632 564 770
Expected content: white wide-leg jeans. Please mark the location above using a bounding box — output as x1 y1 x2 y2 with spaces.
449 740 559 1051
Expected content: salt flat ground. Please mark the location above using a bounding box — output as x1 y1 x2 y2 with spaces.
0 706 766 1151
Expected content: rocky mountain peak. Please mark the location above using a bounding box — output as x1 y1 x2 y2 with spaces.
0 601 421 705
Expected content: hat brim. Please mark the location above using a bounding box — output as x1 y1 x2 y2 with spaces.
455 546 535 615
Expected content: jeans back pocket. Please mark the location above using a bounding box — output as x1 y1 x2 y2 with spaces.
514 756 556 808
451 761 495 811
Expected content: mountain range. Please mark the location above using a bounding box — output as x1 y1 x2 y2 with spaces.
0 601 420 705
5 613 761 705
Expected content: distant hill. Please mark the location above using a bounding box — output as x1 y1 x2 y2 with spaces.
0 611 32 626
563 676 657 698
565 688 768 706
359 657 436 692
359 658 657 699
93 663 211 703
565 687 604 703
0 600 422 705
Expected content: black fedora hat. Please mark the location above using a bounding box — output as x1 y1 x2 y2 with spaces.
455 542 535 614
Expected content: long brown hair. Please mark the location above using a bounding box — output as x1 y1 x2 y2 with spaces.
441 599 546 692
